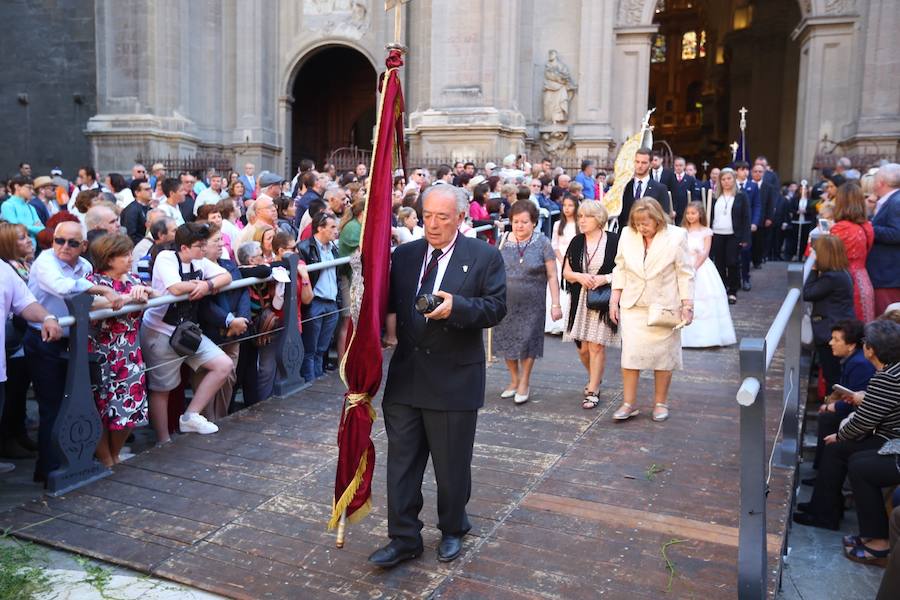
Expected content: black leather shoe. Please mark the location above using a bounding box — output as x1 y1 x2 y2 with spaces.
438 534 464 563
792 511 839 530
368 541 423 569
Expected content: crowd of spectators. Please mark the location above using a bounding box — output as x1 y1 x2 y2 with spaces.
1 153 899 595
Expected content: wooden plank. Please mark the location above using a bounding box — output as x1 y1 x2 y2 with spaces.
108 465 269 510
521 492 783 550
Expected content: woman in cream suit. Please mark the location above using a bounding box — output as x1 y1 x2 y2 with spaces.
610 198 695 422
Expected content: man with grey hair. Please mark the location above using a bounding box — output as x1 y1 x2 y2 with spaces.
867 163 900 314
368 183 506 568
835 156 852 176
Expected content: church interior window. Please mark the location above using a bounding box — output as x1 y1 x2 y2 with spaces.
698 30 707 58
681 31 697 61
651 34 667 63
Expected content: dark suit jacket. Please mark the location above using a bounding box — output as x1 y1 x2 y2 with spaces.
802 269 855 344
384 235 507 411
652 166 677 193
756 180 778 224
738 180 761 226
671 174 696 223
120 200 151 244
867 189 900 289
28 197 50 225
621 178 670 224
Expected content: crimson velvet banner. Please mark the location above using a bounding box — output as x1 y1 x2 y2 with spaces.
329 48 407 534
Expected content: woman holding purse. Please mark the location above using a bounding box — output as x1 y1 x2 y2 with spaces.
562 201 619 409
609 198 695 422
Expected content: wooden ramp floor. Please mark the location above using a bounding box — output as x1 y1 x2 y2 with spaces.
1 262 796 599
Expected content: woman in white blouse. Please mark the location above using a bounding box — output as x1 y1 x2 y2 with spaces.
546 195 579 334
393 207 423 245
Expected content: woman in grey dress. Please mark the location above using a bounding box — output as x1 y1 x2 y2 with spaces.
493 201 561 405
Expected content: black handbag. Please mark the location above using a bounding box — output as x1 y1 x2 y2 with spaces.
170 321 203 356
585 284 611 311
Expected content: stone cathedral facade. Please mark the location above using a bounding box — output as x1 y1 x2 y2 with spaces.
6 0 896 180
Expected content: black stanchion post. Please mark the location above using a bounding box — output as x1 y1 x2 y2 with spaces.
47 293 110 496
273 253 306 397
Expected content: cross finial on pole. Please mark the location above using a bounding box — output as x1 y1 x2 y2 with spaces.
739 106 748 131
385 0 410 47
702 160 709 172
730 141 739 161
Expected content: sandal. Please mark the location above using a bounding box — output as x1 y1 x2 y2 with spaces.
582 392 600 410
652 403 670 422
845 541 889 567
843 534 863 548
613 402 639 421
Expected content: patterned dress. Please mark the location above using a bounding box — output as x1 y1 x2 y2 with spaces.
563 233 619 346
831 220 876 322
493 231 555 359
86 272 148 430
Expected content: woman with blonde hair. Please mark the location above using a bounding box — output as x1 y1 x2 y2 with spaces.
252 224 276 263
832 182 875 321
803 235 856 393
562 201 619 409
609 198 694 421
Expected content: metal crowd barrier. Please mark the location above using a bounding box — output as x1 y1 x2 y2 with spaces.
45 222 499 496
735 257 813 599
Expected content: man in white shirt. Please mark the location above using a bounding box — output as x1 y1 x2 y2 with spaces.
0 260 63 474
193 172 228 215
141 223 233 443
158 177 186 227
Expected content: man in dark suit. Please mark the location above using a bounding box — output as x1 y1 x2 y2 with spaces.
671 156 697 225
867 163 900 314
685 162 704 202
734 161 760 290
618 147 670 231
650 150 677 214
751 163 777 267
368 185 507 568
710 167 751 304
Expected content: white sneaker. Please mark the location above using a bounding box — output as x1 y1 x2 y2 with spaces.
0 462 14 474
179 413 219 434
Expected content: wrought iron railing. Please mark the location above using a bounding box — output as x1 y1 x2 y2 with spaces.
45 223 499 496
734 257 813 598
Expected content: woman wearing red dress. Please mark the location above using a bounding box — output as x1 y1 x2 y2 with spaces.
831 182 876 322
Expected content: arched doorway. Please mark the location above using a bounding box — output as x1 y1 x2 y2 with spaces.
647 0 801 175
290 46 377 172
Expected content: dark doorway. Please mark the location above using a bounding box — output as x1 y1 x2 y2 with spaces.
648 0 801 175
291 46 377 172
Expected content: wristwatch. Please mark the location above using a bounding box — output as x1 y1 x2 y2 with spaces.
43 315 58 322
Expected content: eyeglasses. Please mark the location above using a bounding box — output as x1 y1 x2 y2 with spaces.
53 237 82 248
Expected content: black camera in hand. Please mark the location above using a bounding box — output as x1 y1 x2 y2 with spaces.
415 293 444 314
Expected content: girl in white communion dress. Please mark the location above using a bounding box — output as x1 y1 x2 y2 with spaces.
680 201 737 348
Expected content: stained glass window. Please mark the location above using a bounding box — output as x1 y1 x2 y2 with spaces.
699 30 707 58
651 34 667 64
681 31 697 60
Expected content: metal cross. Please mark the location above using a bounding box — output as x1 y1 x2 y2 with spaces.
702 160 709 172
385 0 410 44
739 106 748 131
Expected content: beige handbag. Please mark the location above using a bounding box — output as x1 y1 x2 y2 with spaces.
647 304 682 328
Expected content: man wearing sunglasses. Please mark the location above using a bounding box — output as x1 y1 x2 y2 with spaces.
26 221 124 485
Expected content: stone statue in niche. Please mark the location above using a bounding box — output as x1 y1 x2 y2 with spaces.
542 50 577 124
540 129 574 159
304 0 369 36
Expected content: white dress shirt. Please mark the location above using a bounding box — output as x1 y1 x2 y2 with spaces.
419 234 457 294
713 195 735 235
632 175 651 198
27 251 94 335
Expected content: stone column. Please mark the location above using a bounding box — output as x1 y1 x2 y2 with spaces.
570 0 617 161
406 0 526 159
844 0 900 157
791 13 858 179
611 25 656 146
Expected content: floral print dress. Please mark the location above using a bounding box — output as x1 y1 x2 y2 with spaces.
86 272 148 430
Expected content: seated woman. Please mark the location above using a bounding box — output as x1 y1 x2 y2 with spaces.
794 319 900 533
803 235 856 395
86 234 158 466
811 319 876 470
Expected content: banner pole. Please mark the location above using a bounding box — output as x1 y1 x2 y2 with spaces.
336 508 347 548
